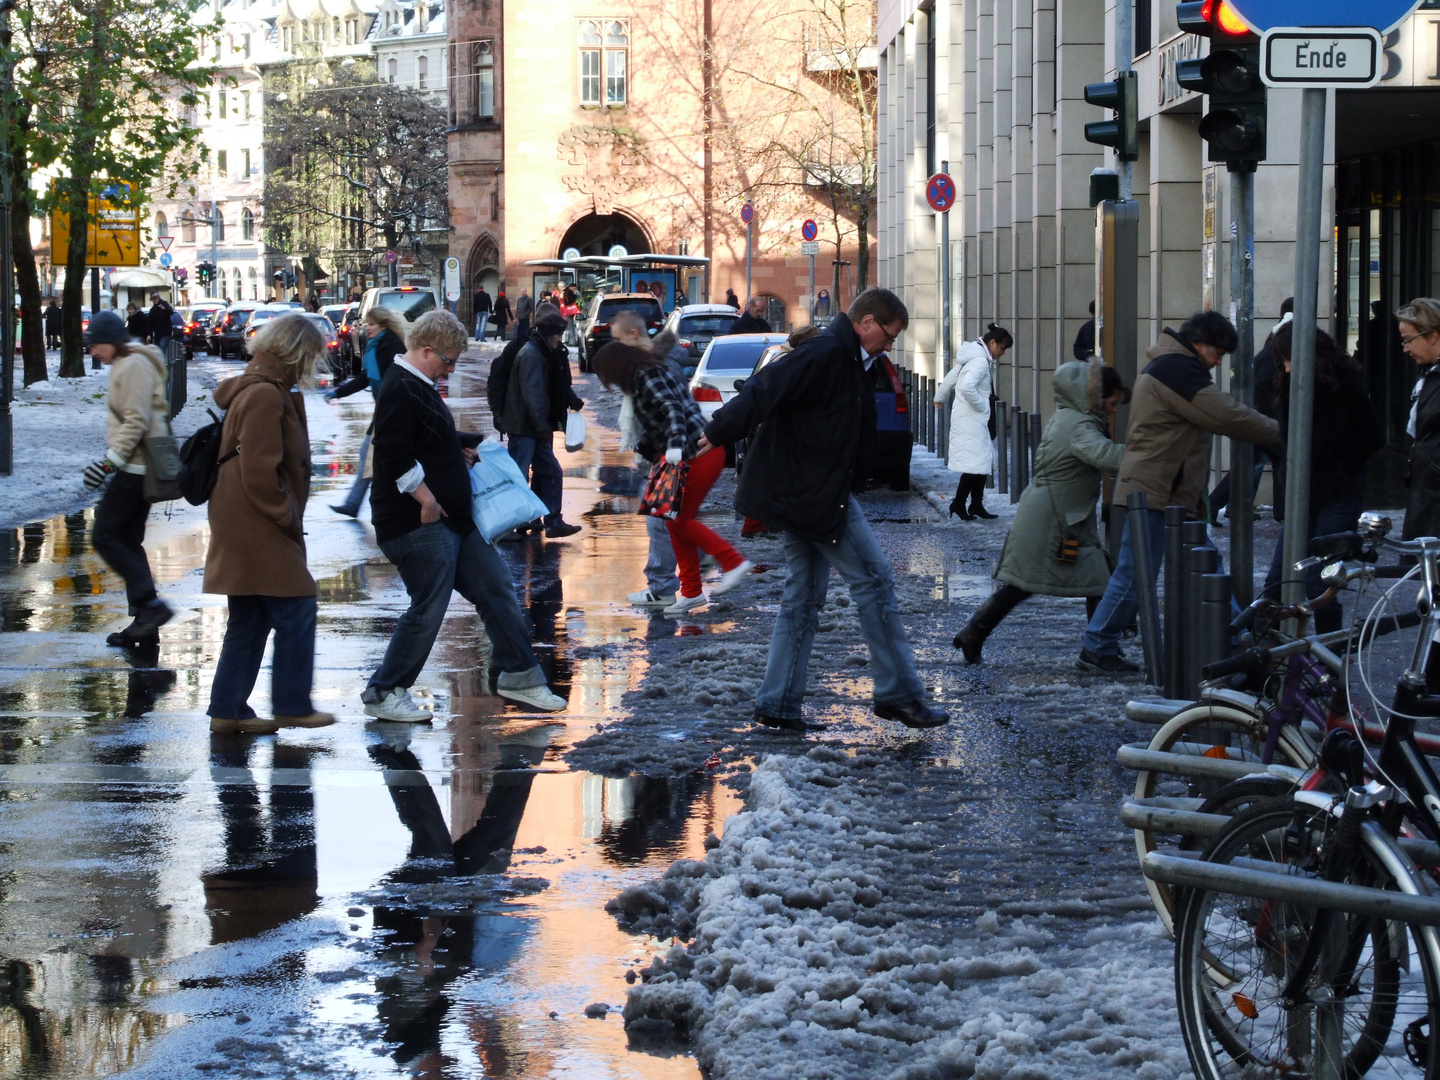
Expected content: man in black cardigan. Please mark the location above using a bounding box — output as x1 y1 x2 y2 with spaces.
362 310 565 722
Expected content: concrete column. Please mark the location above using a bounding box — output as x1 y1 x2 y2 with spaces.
1148 112 1203 343
1054 0 1105 369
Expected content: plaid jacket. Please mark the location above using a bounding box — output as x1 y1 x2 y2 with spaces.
632 363 707 463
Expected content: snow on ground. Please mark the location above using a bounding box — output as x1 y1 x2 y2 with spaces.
1 350 216 530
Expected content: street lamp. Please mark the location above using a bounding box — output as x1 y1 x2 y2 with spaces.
0 0 19 476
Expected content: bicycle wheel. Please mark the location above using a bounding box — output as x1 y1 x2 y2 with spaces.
1175 797 1440 1080
1134 702 1316 934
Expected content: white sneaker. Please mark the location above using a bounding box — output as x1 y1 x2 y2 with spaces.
364 688 433 723
711 559 755 597
627 589 675 607
663 591 709 616
498 683 567 711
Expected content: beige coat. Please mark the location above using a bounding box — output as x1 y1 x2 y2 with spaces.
105 345 169 472
203 351 315 597
1113 331 1279 517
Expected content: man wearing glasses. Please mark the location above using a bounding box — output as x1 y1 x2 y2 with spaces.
700 287 948 732
363 309 566 722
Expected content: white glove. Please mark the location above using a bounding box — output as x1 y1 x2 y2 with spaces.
664 447 683 465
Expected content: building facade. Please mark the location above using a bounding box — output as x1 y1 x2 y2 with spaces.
877 0 1440 454
446 0 879 330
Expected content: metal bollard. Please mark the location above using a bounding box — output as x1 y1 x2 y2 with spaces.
1127 493 1164 687
1029 411 1042 479
1200 572 1232 681
903 369 916 440
919 376 930 452
1163 506 1187 699
995 399 1009 494
1184 542 1220 698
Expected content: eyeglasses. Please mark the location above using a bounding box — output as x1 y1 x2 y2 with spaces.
877 323 901 347
431 346 458 367
1401 330 1435 348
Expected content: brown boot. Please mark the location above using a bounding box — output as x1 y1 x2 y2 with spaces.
210 716 281 735
275 712 337 728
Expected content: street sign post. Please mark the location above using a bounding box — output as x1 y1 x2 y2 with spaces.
158 253 172 268
444 256 461 308
925 173 956 213
741 203 754 301
158 236 173 253
801 225 820 322
1260 28 1381 86
383 250 397 263
928 170 955 378
801 219 818 241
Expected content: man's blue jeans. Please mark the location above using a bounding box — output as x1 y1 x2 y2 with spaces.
208 594 317 719
639 472 678 596
508 433 564 524
475 313 490 341
334 430 371 515
366 522 537 698
757 501 925 719
1083 508 1167 657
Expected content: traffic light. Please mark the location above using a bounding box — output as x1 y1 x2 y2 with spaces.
1176 0 1267 168
1082 71 1139 162
196 261 215 285
282 267 296 289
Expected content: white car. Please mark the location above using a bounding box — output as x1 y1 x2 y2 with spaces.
687 332 788 421
357 285 441 328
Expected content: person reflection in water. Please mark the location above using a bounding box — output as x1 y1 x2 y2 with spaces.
367 734 542 1076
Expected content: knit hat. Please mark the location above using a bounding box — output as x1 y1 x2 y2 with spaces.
87 310 130 346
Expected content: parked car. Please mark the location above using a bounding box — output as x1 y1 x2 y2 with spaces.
300 312 344 369
322 304 358 373
240 303 302 351
209 301 263 359
661 303 741 364
578 292 664 372
357 286 439 329
181 304 226 358
686 333 788 422
740 344 912 490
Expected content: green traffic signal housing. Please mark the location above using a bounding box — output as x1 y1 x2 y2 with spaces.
1174 0 1267 169
1083 71 1139 162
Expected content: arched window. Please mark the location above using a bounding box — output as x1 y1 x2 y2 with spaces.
417 54 428 89
232 268 242 299
247 266 258 300
577 19 626 107
212 208 225 242
604 22 628 106
241 207 254 240
578 21 601 106
156 212 169 238
181 214 196 243
387 57 398 83
476 41 494 119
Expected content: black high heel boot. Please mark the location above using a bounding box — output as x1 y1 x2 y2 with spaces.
953 585 1029 663
949 479 973 520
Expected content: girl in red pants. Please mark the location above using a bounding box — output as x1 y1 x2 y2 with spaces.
592 314 753 615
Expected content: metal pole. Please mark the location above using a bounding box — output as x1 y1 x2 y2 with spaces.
1163 506 1187 699
1229 166 1256 605
1282 88 1326 613
1127 493 1163 686
1185 543 1219 698
1029 410 1041 478
940 159 952 377
1200 572 1232 676
808 252 815 324
0 0 12 476
745 214 753 302
1115 0 1133 202
996 398 1009 493
1010 406 1023 501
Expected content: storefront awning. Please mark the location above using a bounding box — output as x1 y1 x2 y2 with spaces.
110 269 171 289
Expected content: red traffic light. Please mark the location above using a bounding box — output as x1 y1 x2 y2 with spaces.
1177 0 1253 37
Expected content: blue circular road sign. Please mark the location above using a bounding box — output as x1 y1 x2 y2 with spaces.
741 203 754 224
926 173 957 213
801 219 818 241
158 253 173 267
1227 0 1420 32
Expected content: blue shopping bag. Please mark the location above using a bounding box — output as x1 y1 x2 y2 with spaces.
470 439 550 541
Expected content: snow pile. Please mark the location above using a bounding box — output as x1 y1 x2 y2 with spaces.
613 747 1187 1079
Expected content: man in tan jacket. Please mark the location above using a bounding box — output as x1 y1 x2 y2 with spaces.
1079 311 1279 674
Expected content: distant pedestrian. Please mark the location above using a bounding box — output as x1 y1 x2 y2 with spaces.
1398 297 1440 543
703 287 948 731
364 309 566 721
1073 301 1096 361
327 306 407 518
499 312 583 538
621 326 689 604
473 284 492 341
1079 311 1279 675
124 303 150 343
493 289 513 342
514 289 534 342
731 296 771 334
937 324 1010 520
1209 298 1291 524
82 311 174 648
814 289 831 319
724 288 740 310
953 361 1128 663
148 293 174 354
205 314 336 735
593 312 753 615
44 297 62 348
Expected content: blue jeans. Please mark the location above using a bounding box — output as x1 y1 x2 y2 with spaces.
475 313 490 340
1263 496 1364 634
757 501 925 718
640 472 678 595
366 522 536 697
508 433 564 524
335 430 371 514
1083 508 1167 657
208 594 317 718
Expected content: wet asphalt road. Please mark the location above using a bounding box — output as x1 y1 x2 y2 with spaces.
0 347 1154 1078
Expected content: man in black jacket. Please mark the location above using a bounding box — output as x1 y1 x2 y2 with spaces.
499 313 583 538
702 288 948 731
730 296 771 334
363 309 566 722
148 294 174 354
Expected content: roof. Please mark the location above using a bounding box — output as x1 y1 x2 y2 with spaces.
674 304 739 317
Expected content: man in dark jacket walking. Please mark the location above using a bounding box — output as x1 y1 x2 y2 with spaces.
703 288 948 731
493 290 513 341
364 309 565 721
514 289 534 343
44 297 63 349
473 285 492 341
730 296 771 334
148 294 174 354
500 313 582 538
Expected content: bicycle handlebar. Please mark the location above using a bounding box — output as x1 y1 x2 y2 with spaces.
1201 647 1272 681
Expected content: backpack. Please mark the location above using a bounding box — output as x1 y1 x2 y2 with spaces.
485 337 522 431
177 408 240 505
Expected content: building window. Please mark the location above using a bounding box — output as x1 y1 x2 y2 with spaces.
218 88 226 119
387 57 398 83
181 214 196 243
216 148 227 177
344 18 356 43
156 212 169 238
242 91 251 119
248 267 259 299
477 41 494 118
213 207 225 242
232 268 242 299
578 20 626 108
604 21 627 105
240 149 250 178
282 25 292 51
417 54 428 89
242 207 254 239
242 32 251 57
578 20 601 106
332 16 340 39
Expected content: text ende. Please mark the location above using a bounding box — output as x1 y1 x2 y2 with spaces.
1294 41 1350 69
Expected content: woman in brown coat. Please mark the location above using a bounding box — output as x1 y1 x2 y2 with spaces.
206 314 334 735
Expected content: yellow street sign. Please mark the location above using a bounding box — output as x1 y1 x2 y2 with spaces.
50 180 142 267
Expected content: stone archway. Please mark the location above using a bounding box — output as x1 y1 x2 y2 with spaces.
465 234 499 324
556 212 651 259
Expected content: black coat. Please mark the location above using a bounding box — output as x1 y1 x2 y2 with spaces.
730 312 771 335
705 313 876 543
44 305 62 333
1407 366 1440 541
1277 364 1382 510
148 302 172 341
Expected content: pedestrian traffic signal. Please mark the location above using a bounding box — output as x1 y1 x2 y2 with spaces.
1082 72 1139 162
1176 0 1267 169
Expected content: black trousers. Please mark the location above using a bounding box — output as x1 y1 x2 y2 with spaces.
970 582 1101 638
92 471 157 612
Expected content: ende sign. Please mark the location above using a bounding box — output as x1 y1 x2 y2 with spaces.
1262 27 1382 85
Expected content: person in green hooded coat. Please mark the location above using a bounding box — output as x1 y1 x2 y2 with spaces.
953 359 1129 663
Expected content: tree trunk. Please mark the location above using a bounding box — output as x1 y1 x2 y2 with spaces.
13 183 45 386
856 212 869 292
58 173 93 379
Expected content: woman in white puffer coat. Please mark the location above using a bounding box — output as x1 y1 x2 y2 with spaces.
936 323 1012 519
